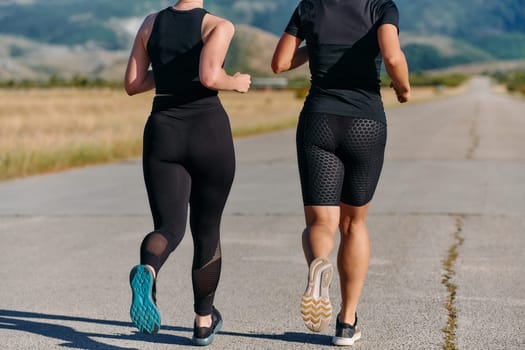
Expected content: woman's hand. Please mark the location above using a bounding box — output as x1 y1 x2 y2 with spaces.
390 81 411 103
233 72 251 93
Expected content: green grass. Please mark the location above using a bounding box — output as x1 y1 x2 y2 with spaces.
492 70 525 95
0 138 142 181
409 73 470 88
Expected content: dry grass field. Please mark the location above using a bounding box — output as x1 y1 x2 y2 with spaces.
0 85 461 180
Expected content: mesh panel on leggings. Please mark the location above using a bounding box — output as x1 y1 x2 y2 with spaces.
297 113 386 206
192 244 221 315
140 231 176 273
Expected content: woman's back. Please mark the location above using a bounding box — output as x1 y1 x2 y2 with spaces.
147 7 217 99
285 0 399 120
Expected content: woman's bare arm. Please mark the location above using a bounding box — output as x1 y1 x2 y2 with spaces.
378 24 410 103
124 14 156 96
199 17 251 93
271 33 308 74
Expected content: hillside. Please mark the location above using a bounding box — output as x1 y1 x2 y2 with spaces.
1 0 525 78
0 0 295 49
0 35 127 81
397 0 525 59
0 25 305 82
396 0 525 70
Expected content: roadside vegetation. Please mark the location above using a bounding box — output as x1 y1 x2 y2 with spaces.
0 75 122 89
0 87 304 181
406 73 469 88
492 70 525 95
1 72 471 90
0 74 468 181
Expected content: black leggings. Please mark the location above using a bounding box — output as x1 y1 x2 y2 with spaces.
140 96 235 316
296 112 387 207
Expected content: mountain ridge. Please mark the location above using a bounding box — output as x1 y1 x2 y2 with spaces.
1 0 524 79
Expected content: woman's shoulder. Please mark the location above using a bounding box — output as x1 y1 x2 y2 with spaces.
143 12 159 29
136 12 159 40
204 13 234 29
202 13 235 39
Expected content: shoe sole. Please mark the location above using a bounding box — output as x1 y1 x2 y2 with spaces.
129 265 161 335
192 319 223 346
332 331 362 346
300 258 333 332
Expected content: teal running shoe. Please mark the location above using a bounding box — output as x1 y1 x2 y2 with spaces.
129 265 161 334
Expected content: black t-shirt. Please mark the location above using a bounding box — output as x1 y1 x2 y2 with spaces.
285 0 399 122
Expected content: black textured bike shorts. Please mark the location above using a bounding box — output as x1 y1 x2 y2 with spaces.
296 112 387 207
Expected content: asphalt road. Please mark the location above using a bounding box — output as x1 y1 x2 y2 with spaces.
0 77 523 349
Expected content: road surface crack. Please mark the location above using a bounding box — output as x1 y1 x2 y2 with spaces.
466 103 480 159
442 215 465 350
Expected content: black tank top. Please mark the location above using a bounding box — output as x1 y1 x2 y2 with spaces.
147 7 218 100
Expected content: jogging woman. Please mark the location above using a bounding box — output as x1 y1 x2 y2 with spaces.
124 0 250 346
272 0 410 346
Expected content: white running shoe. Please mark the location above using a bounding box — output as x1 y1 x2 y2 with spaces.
300 257 333 332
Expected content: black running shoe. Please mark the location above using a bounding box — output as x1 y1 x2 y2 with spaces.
332 314 361 346
192 307 223 346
